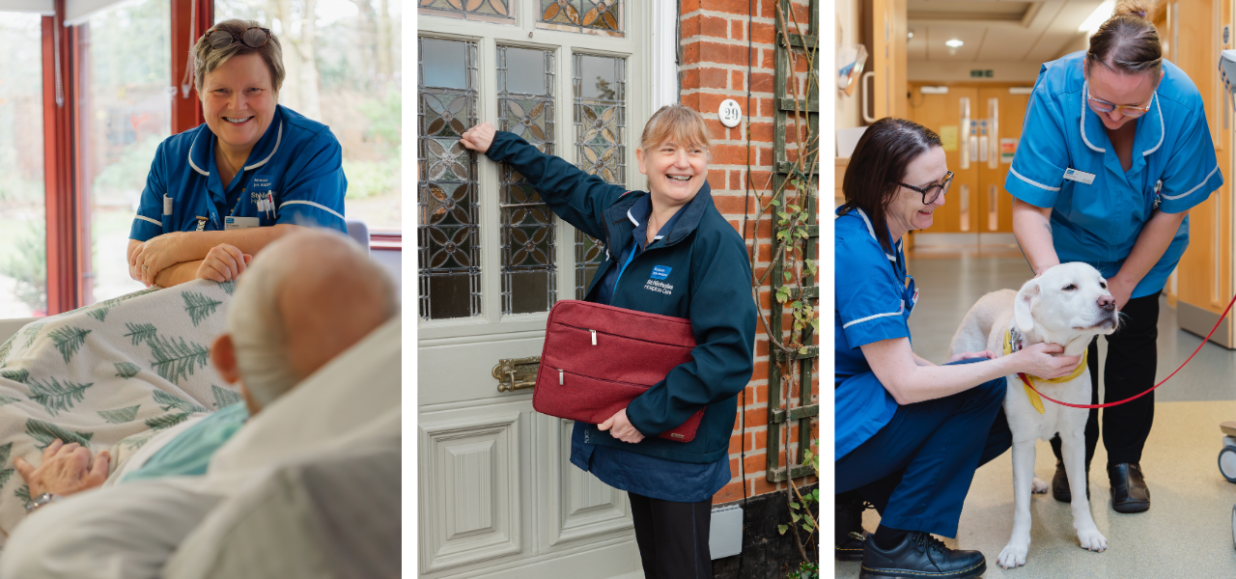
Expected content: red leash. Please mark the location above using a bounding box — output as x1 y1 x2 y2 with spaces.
1022 291 1236 409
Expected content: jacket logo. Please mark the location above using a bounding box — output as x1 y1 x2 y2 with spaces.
651 265 672 280
644 279 674 295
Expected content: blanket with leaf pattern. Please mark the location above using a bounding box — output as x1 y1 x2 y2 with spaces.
0 279 240 540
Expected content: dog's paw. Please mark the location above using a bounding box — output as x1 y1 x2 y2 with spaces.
1031 477 1049 494
1077 528 1107 552
998 544 1029 569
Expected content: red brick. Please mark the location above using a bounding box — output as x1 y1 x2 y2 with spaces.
730 70 744 90
710 143 748 165
760 48 775 68
755 337 769 357
713 480 746 505
753 428 768 450
707 169 728 189
713 194 754 215
748 121 774 143
744 452 767 473
744 406 768 428
749 170 774 189
754 146 774 167
732 18 745 41
681 92 703 111
751 72 773 94
751 475 781 497
751 22 776 44
697 41 746 66
706 122 728 141
682 42 702 66
680 68 700 91
729 170 742 189
700 66 728 89
681 0 702 13
728 433 744 454
681 14 701 38
701 15 728 38
705 0 757 16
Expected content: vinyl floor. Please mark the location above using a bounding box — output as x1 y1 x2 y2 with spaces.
835 251 1236 579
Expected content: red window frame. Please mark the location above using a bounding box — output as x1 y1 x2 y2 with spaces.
39 0 397 314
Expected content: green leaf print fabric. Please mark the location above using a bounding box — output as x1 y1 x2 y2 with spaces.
0 279 243 541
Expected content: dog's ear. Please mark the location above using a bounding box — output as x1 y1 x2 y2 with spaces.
1014 279 1041 333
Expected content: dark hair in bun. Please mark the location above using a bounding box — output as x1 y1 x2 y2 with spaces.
1087 0 1162 75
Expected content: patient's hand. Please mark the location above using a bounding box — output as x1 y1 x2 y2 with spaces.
14 440 110 498
460 122 496 154
196 243 253 283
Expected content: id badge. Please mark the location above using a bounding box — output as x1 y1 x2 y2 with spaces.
1063 168 1095 185
224 216 260 230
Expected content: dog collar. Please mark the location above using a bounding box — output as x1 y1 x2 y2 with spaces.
1003 327 1088 414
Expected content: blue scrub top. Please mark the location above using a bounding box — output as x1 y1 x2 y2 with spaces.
1006 51 1223 298
834 207 916 460
129 104 348 241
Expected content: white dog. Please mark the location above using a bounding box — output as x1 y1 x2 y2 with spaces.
949 262 1121 569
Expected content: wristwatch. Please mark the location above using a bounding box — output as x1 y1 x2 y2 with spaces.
25 492 61 514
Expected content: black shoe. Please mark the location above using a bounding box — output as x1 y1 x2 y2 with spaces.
835 491 870 561
1109 462 1150 513
1051 460 1090 503
859 532 986 579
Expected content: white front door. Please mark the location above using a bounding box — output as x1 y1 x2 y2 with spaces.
416 2 652 577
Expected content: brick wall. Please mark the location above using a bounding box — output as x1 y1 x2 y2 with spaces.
679 0 820 507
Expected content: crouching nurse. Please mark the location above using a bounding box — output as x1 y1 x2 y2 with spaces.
833 118 1081 579
127 19 348 288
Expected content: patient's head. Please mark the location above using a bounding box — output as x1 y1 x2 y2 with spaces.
211 229 398 414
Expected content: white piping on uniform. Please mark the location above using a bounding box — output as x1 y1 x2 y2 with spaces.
187 130 210 176
843 308 904 329
627 208 639 226
134 215 161 227
1009 166 1062 191
279 200 345 221
853 208 896 262
1161 165 1220 200
1143 94 1163 157
245 121 283 170
1079 82 1106 154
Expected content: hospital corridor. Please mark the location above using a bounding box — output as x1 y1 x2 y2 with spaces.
835 0 1236 576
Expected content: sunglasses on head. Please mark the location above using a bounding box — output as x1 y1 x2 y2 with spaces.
207 27 272 50
899 170 954 205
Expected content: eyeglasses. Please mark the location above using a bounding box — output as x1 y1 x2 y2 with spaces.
1086 89 1151 118
207 27 272 50
899 170 953 205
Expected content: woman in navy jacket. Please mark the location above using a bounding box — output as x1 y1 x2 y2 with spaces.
461 104 756 579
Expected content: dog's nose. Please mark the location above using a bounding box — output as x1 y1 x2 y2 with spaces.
1098 295 1116 312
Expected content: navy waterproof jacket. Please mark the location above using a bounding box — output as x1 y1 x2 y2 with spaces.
486 131 757 464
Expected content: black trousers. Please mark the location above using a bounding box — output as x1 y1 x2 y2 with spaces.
1051 292 1160 468
629 491 712 579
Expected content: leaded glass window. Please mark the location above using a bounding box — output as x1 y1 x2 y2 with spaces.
419 0 514 24
498 46 556 314
537 0 623 37
419 38 481 320
573 54 625 298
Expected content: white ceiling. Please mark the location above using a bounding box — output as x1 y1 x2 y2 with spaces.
907 0 1107 62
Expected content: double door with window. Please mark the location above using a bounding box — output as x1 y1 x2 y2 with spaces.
907 84 1029 245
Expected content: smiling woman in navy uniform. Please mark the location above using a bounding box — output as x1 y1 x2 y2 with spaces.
1006 0 1223 512
460 104 756 579
834 118 1082 579
127 19 348 288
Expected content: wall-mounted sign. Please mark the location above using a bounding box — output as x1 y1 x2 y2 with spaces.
939 125 959 152
718 99 742 128
969 69 994 78
1000 138 1018 163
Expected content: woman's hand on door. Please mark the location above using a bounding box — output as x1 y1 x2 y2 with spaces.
598 408 644 443
460 122 496 154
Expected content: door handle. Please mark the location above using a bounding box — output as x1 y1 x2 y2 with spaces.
494 356 540 393
862 71 876 123
959 97 971 170
960 184 970 232
988 98 999 169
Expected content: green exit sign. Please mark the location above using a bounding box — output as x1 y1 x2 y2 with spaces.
970 69 994 78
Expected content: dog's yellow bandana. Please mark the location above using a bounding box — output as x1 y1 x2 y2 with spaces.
1002 328 1088 414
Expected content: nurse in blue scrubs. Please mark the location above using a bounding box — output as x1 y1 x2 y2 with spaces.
1006 0 1221 513
834 118 1080 579
127 19 348 288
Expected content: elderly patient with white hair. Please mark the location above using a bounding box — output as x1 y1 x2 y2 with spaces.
12 228 396 509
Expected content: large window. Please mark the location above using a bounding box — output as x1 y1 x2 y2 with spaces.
0 14 47 317
80 0 172 305
216 0 403 233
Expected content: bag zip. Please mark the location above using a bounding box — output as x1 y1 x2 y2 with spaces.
555 321 692 349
